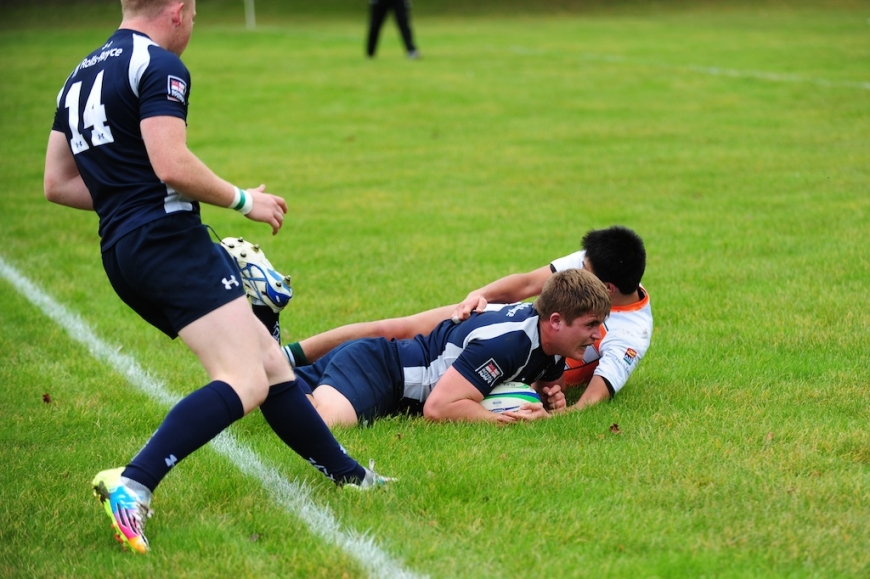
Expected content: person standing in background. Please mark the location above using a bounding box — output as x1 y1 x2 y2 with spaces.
367 0 420 59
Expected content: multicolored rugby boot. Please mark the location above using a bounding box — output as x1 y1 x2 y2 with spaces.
92 468 153 554
220 237 293 313
343 460 397 490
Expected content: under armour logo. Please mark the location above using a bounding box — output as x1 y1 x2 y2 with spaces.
307 457 336 482
222 275 240 290
165 454 178 468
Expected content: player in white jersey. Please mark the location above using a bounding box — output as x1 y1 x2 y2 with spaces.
545 247 652 405
280 226 651 411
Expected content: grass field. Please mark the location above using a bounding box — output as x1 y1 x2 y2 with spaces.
1 1 869 577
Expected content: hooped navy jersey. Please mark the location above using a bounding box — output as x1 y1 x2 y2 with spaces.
51 29 197 250
396 302 565 402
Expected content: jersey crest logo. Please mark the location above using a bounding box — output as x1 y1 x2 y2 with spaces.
623 348 637 365
475 358 504 385
167 75 188 103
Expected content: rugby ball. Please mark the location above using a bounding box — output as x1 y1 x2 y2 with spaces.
481 382 541 413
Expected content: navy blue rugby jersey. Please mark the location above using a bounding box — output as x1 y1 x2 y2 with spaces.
51 29 196 250
395 302 565 402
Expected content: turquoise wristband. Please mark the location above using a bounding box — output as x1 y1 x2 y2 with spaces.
230 187 253 215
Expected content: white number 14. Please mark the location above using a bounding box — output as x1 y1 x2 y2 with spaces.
64 70 114 154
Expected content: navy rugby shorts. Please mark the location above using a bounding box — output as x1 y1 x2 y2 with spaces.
295 338 404 424
102 213 245 338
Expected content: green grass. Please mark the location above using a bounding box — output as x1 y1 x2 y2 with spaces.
2 1 869 577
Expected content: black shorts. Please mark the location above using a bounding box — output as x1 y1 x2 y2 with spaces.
102 213 245 338
295 338 404 424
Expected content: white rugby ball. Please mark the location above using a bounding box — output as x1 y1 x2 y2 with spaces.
481 382 541 413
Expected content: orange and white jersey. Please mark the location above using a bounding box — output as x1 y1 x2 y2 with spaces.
550 251 653 396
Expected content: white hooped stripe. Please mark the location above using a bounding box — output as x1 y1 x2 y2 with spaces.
0 254 425 579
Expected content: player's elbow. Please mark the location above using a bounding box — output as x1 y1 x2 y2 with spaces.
44 179 61 204
44 168 64 202
43 176 71 206
371 318 413 340
149 162 185 190
422 400 449 422
146 146 191 190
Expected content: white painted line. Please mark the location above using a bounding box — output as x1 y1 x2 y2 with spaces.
0 254 425 579
580 53 870 90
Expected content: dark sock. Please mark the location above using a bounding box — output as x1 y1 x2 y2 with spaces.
123 380 244 492
252 304 281 343
259 380 365 484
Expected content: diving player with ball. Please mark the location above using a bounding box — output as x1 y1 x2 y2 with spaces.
283 268 610 427
281 226 653 413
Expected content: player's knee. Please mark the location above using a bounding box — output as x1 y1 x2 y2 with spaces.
229 374 269 411
250 380 269 406
262 340 295 382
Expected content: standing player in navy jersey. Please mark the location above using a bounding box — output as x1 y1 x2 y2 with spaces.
293 269 610 427
44 0 392 555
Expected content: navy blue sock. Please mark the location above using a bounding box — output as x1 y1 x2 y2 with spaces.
260 380 365 484
252 304 281 343
123 380 244 492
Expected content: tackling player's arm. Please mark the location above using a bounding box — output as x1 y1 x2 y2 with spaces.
424 366 517 424
570 325 648 411
571 375 612 411
451 265 553 322
298 305 456 364
44 131 94 210
141 115 288 234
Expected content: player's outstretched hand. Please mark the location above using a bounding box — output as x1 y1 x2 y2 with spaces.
503 402 550 422
245 184 288 235
492 412 519 425
450 295 488 324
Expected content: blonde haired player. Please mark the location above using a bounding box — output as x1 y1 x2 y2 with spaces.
45 0 392 555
